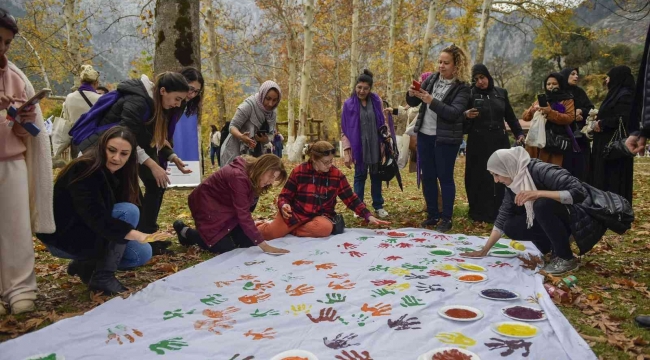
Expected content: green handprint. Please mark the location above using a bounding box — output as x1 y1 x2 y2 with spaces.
369 265 390 272
317 293 347 304
371 288 396 298
149 337 188 355
418 258 437 265
384 238 398 244
200 294 227 306
29 355 57 360
400 295 426 308
250 309 280 318
352 313 371 327
402 263 428 272
357 236 374 241
163 308 195 320
338 317 350 325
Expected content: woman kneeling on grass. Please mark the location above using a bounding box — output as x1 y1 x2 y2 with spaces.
461 146 608 275
37 127 160 295
257 141 389 240
174 154 289 254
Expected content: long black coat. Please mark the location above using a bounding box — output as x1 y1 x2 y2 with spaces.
36 162 134 258
405 72 470 145
494 159 607 255
631 23 650 138
465 86 523 222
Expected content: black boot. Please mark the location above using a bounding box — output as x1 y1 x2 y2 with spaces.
67 259 95 284
635 315 650 329
88 241 128 295
150 240 174 256
173 220 192 247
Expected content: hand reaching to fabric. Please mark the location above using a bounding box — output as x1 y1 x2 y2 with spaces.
366 216 389 226
460 250 486 258
172 157 192 174
281 204 293 219
259 241 290 254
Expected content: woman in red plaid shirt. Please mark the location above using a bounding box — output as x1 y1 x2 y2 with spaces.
258 141 389 240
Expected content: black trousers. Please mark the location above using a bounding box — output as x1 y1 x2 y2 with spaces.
502 198 574 260
137 163 166 233
185 226 255 254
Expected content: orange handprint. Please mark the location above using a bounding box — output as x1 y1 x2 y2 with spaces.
202 306 240 320
105 325 143 345
244 328 277 340
215 280 235 288
238 292 271 304
361 302 392 316
327 272 349 279
194 317 236 335
316 263 337 270
292 260 314 266
285 284 315 296
237 274 258 281
328 280 356 290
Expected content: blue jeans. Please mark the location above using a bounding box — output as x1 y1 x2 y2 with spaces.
47 203 152 269
210 145 220 166
353 164 384 210
417 133 460 220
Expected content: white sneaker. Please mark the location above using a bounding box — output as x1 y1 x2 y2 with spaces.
11 299 35 315
376 209 389 218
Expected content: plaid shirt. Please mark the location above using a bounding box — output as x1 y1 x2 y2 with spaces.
278 162 371 227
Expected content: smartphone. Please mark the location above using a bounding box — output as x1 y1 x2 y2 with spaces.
537 94 548 108
412 80 421 91
17 89 51 112
474 98 485 110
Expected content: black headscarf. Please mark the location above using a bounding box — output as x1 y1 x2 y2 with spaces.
560 67 593 116
471 64 494 94
544 73 573 103
599 66 636 114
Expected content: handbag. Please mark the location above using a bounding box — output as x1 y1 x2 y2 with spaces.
602 117 634 160
544 127 572 153
52 108 72 158
331 213 345 235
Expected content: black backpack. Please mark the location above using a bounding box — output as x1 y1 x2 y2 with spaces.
581 183 634 234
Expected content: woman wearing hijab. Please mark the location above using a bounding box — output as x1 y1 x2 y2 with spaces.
560 67 594 181
460 147 607 275
341 69 396 219
220 81 281 166
588 66 635 202
522 73 577 171
463 64 525 223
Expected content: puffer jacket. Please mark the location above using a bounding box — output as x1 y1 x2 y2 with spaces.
631 23 650 138
405 72 470 145
494 159 607 255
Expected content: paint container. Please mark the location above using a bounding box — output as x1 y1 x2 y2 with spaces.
509 240 526 251
562 275 578 288
544 283 569 302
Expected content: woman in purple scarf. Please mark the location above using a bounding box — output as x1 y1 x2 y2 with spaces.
341 69 395 219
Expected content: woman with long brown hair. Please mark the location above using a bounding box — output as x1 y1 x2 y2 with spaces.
258 141 389 240
174 154 290 254
37 127 161 295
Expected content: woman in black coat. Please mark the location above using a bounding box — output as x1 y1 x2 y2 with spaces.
463 64 525 223
560 67 594 181
589 66 635 202
461 147 607 275
37 127 161 295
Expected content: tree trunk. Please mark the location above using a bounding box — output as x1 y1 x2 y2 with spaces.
206 8 228 125
17 34 51 90
332 21 343 126
297 0 315 139
349 0 360 91
475 0 493 64
154 0 201 74
63 0 82 86
387 0 398 106
414 0 439 80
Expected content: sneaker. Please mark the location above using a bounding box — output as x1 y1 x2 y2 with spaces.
542 257 579 275
11 299 35 315
376 209 389 218
173 220 192 247
420 217 439 227
436 219 453 233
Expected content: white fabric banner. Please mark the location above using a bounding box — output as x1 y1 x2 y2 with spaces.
0 229 596 360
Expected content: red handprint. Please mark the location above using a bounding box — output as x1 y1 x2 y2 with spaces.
285 284 315 296
427 270 451 277
412 238 427 243
384 256 402 261
327 272 349 279
377 243 392 249
316 263 337 270
444 257 466 263
238 292 271 304
361 302 392 316
371 279 397 287
432 234 450 240
292 260 314 266
328 280 356 290
375 231 386 235
421 232 432 237
243 328 276 340
338 242 358 250
343 251 366 258
396 243 413 248
214 280 235 288
489 262 513 268
306 307 340 323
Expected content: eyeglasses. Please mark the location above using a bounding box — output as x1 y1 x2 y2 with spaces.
188 86 201 95
317 149 336 156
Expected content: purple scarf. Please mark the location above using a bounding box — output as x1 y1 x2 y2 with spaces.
551 102 581 153
341 93 396 168
78 83 97 93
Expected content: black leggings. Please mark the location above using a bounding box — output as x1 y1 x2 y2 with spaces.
185 226 255 253
137 163 166 233
502 198 574 260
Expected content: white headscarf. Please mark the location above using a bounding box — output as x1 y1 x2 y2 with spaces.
487 147 538 228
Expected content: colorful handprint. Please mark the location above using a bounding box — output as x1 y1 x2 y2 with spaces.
250 309 280 318
361 302 392 316
149 337 188 355
315 263 337 270
317 293 347 304
371 279 396 287
338 242 358 250
384 283 411 292
105 325 143 345
384 256 403 261
335 350 373 360
327 272 350 279
238 292 271 304
328 280 356 290
400 295 425 307
292 260 314 266
287 303 313 316
214 280 235 288
323 333 360 349
387 314 422 331
285 284 315 296
306 307 340 323
244 328 276 340
342 251 366 258
436 332 477 348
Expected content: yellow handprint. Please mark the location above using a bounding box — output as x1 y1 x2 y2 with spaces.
435 332 476 349
385 283 411 292
286 304 313 316
436 264 459 272
388 267 411 276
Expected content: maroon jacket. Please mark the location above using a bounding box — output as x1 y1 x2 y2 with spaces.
188 157 263 247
